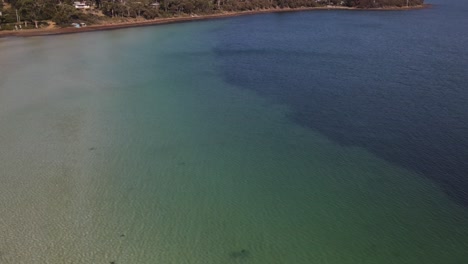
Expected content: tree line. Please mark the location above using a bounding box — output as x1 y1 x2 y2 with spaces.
0 0 424 29
344 0 423 8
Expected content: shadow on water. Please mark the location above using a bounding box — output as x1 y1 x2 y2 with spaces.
212 9 468 206
229 249 251 262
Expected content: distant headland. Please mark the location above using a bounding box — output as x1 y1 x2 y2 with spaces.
0 0 427 37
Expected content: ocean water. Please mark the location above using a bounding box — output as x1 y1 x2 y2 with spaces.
0 0 467 263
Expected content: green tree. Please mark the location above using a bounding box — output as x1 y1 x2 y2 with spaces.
142 6 158 18
15 0 55 27
0 1 4 29
127 0 149 17
0 15 5 30
52 4 77 25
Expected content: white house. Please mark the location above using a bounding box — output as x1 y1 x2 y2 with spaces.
74 1 90 9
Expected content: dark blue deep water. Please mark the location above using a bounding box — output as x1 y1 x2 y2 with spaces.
214 0 468 205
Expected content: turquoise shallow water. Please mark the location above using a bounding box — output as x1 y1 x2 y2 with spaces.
1 4 468 263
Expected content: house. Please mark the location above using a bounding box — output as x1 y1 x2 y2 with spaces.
74 1 90 9
150 2 160 8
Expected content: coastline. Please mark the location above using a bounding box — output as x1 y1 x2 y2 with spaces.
0 5 429 38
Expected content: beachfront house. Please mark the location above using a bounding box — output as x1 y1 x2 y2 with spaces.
74 1 91 9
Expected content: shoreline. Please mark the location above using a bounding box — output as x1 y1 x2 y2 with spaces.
0 5 429 38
